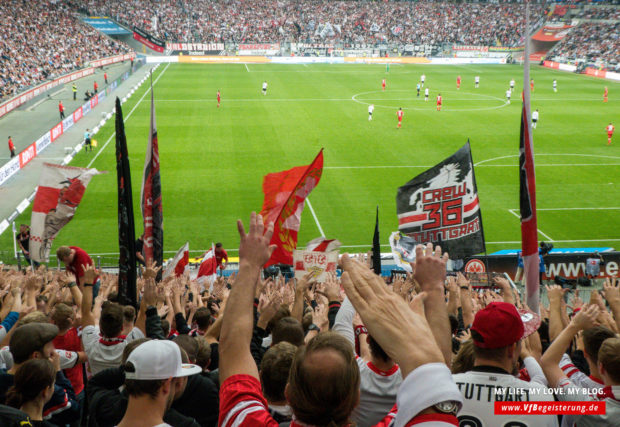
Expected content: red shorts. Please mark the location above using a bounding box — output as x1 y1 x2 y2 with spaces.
608 132 614 137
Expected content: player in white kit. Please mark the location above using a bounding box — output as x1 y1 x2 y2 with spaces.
262 81 268 95
532 109 539 129
424 87 429 101
368 104 374 121
506 89 511 104
553 79 557 92
420 73 426 87
510 79 515 92
475 75 480 88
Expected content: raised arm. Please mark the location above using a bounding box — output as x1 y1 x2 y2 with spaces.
457 273 474 328
602 277 620 332
540 304 599 388
413 243 452 366
219 212 275 383
546 285 566 341
81 265 98 327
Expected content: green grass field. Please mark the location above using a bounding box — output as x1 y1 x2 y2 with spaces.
2 63 619 262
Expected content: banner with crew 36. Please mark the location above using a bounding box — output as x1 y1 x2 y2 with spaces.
396 142 485 259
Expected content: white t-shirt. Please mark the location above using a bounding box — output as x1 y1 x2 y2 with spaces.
421 74 425 82
506 90 511 98
82 325 144 375
262 82 267 90
475 76 480 83
510 79 515 87
424 88 429 96
453 366 558 427
368 105 374 114
532 111 539 121
553 80 557 87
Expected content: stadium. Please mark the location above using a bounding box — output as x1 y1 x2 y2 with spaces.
0 1 619 426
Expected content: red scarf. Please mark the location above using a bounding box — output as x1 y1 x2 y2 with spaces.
99 335 127 346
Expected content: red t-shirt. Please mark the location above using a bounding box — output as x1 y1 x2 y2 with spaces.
67 246 99 285
397 111 403 120
437 96 442 104
215 249 228 268
8 138 14 150
608 125 615 134
59 103 64 112
53 328 84 394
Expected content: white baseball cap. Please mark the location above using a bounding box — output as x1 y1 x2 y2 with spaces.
125 340 202 380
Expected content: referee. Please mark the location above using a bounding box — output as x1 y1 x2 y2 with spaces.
84 129 92 152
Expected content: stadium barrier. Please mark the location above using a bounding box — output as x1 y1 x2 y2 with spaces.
146 55 508 65
0 53 135 120
584 67 620 82
542 60 577 72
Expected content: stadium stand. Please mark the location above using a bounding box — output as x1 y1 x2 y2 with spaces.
0 0 130 100
548 22 620 67
80 0 545 47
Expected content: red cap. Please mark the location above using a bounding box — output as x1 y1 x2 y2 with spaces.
471 302 524 349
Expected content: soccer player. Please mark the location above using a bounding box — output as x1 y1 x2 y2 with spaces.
8 136 15 158
217 90 221 108
420 74 426 87
474 75 480 88
94 81 98 93
510 78 515 92
382 78 386 91
416 82 421 97
396 108 403 128
456 75 461 90
506 89 511 104
604 86 608 103
424 87 429 102
607 122 615 145
553 79 557 92
262 81 268 95
532 109 539 129
104 72 108 84
436 93 442 111
59 101 65 120
368 104 374 121
530 79 534 92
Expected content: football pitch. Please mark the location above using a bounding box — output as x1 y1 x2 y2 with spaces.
3 62 619 260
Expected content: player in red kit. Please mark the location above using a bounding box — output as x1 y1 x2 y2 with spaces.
59 101 65 120
530 79 534 92
604 86 608 103
8 136 15 158
396 107 403 128
607 123 615 145
94 81 98 93
436 93 442 111
382 79 386 91
456 76 461 90
217 90 221 108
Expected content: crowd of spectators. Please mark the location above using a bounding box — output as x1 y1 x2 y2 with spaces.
581 6 620 21
0 0 129 101
0 212 619 426
81 0 545 47
550 22 620 66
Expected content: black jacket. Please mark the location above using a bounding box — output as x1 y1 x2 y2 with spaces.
86 367 199 427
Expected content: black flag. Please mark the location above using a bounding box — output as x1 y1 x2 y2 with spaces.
372 206 381 275
396 142 485 259
115 98 137 306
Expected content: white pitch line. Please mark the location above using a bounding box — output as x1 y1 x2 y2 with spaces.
244 63 250 72
475 153 620 166
306 197 325 238
86 63 170 169
507 209 554 242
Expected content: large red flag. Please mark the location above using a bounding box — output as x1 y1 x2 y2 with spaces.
163 242 189 279
197 243 217 289
261 149 324 267
520 2 539 313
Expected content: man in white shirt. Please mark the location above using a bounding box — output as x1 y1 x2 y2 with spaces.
421 74 426 87
510 79 515 92
368 104 374 121
506 89 511 104
532 109 539 129
453 302 558 427
475 76 480 88
424 87 429 101
262 81 268 95
80 264 146 375
117 340 202 427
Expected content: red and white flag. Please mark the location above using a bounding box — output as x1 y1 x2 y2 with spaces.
197 243 217 288
163 242 189 279
260 149 324 267
520 2 540 313
305 237 341 252
30 163 104 262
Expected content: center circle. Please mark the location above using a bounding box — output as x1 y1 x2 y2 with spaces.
351 89 509 112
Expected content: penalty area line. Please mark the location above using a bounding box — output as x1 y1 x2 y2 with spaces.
86 63 170 169
306 198 325 238
508 209 554 242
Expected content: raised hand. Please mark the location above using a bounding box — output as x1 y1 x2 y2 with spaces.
142 260 161 281
570 304 600 331
237 212 276 268
340 253 444 377
82 264 98 285
602 277 619 302
413 243 448 292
